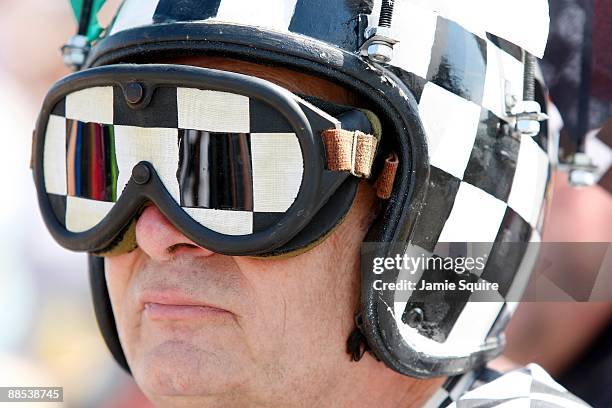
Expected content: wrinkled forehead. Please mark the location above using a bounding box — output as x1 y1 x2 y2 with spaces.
158 56 362 106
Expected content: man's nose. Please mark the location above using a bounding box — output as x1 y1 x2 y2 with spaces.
135 205 215 261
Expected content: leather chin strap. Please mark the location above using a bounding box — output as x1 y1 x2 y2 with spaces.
374 153 399 200
89 255 131 373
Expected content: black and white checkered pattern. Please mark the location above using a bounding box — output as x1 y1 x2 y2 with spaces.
106 0 549 59
99 0 554 368
43 85 339 235
375 12 551 357
425 364 590 408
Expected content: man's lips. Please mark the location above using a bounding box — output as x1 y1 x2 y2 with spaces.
140 290 232 321
144 303 231 320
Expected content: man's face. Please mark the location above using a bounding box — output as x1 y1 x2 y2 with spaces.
104 59 379 406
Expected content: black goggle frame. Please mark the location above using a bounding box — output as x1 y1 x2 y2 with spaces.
33 64 368 256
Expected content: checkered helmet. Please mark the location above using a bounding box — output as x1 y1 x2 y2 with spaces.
80 0 553 378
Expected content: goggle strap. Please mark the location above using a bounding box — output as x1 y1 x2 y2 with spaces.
322 129 378 178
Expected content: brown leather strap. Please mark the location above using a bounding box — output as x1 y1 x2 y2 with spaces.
375 152 399 199
321 129 378 178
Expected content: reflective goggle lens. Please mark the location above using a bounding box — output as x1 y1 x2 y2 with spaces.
44 86 305 236
34 65 371 255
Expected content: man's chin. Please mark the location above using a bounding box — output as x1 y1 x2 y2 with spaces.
132 340 244 397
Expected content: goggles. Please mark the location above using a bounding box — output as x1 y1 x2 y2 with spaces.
32 64 380 256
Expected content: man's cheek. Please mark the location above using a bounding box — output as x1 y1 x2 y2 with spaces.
229 272 295 364
104 251 141 300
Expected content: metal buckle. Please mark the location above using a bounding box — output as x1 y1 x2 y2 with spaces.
61 35 90 70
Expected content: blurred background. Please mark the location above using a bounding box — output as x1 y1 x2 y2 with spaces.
0 1 609 407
